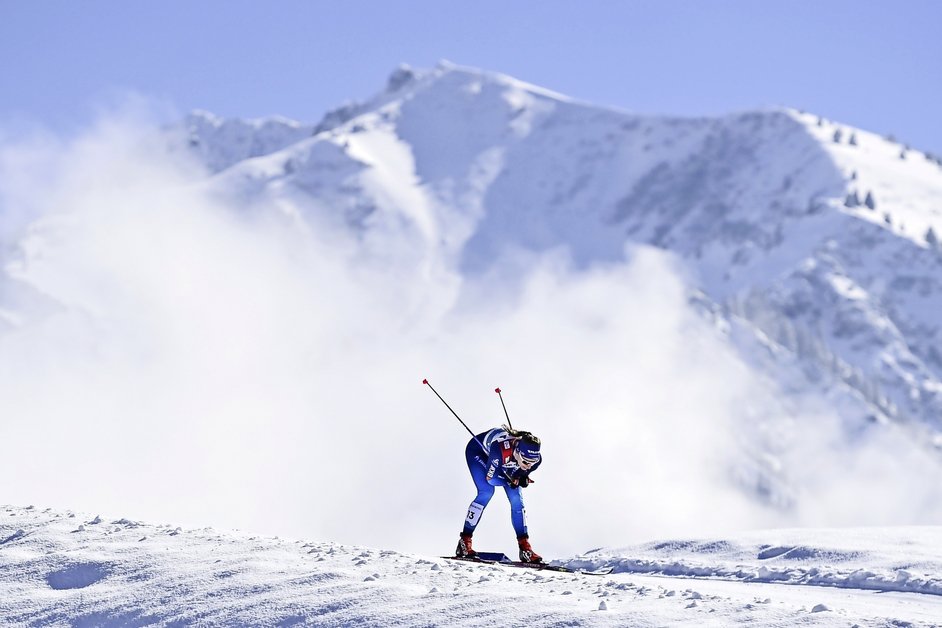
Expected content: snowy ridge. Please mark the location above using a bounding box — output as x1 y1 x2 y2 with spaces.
176 110 315 173
3 506 942 626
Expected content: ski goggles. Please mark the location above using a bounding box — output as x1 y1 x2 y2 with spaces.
514 449 540 468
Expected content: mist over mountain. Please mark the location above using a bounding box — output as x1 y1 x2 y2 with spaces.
3 62 942 556
180 62 942 461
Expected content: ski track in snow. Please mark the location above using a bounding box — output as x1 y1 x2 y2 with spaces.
2 506 941 627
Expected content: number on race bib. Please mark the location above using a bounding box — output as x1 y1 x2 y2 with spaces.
466 502 484 526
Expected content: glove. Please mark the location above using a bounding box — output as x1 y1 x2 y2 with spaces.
505 472 535 489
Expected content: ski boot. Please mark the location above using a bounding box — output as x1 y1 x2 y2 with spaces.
456 532 476 558
517 534 543 563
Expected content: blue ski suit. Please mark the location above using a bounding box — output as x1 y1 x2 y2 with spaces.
462 427 542 537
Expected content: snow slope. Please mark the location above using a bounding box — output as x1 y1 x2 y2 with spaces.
2 506 941 627
176 111 316 174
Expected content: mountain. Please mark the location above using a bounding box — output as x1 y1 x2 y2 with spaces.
2 505 940 626
174 62 942 478
181 110 316 173
4 62 942 626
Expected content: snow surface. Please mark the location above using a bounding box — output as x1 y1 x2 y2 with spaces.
2 506 941 627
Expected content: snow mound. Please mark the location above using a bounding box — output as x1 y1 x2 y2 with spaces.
3 505 942 626
569 527 942 596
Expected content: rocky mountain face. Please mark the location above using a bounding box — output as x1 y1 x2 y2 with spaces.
175 63 942 464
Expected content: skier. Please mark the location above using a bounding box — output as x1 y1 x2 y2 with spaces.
456 425 543 563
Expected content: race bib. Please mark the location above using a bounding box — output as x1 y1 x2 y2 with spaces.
465 502 485 526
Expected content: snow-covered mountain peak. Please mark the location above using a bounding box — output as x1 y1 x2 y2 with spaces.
173 65 942 479
792 109 942 248
308 60 575 142
179 109 314 173
432 60 577 103
186 109 306 131
383 60 577 106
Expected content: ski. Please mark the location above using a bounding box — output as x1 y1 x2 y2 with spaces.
443 554 613 576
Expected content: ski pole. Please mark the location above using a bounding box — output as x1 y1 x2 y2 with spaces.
495 387 537 485
495 387 513 431
423 378 478 440
424 380 528 485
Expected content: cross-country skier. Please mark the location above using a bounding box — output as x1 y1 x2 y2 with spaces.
456 425 543 563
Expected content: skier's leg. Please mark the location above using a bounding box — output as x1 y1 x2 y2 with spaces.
504 485 527 537
462 486 494 535
505 486 541 562
462 441 494 535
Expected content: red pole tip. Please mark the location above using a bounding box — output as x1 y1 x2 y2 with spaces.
495 387 501 393
423 379 428 385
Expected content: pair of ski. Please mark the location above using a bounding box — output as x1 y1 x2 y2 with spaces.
444 552 612 576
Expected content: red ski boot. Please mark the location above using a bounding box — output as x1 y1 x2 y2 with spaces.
456 533 476 558
517 535 543 563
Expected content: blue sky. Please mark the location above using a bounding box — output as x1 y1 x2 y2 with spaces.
2 0 940 154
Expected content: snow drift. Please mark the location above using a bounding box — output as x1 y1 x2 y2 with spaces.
2 506 941 626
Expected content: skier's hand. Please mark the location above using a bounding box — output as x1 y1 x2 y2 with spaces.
518 475 531 488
